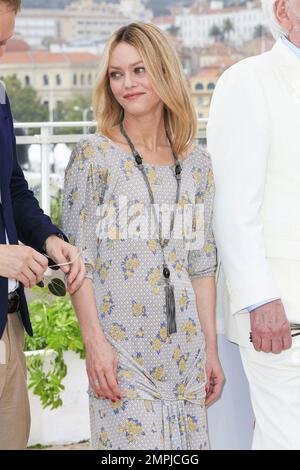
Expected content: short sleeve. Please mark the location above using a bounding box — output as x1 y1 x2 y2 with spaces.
62 140 107 280
187 151 217 280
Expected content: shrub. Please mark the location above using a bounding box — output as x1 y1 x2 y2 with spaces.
25 288 85 409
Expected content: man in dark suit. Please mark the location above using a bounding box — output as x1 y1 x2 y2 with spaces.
0 0 85 449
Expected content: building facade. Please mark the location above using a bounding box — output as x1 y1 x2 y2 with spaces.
0 51 101 109
154 0 266 48
176 2 265 47
16 0 152 48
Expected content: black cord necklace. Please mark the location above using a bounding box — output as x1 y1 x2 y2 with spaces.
119 120 182 335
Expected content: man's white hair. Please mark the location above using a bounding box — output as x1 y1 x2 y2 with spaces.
261 0 288 38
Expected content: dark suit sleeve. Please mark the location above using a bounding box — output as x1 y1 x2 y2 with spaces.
7 94 67 253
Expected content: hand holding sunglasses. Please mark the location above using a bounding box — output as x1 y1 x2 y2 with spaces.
37 248 83 296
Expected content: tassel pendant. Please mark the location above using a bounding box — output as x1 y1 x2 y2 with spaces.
164 283 177 335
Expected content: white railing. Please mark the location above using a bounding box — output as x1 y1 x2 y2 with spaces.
14 119 208 215
14 121 95 215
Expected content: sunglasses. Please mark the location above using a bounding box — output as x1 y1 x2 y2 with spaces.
37 248 83 296
249 323 300 343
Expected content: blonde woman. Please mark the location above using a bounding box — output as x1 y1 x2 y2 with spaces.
62 22 224 450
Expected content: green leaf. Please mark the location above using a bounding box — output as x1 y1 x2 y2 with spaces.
25 290 85 409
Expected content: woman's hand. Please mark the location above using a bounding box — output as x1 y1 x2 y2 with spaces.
205 350 225 406
85 337 122 402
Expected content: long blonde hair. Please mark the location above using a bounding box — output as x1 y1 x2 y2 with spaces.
93 22 197 157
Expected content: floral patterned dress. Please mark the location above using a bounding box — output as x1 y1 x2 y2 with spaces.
62 133 217 450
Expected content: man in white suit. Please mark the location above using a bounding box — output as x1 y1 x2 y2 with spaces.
207 0 300 450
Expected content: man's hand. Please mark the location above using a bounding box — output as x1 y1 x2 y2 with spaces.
0 244 48 288
44 235 86 295
250 299 292 353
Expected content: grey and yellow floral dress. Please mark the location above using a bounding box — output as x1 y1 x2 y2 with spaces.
62 133 217 450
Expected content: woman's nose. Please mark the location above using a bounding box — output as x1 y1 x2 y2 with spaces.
124 72 136 88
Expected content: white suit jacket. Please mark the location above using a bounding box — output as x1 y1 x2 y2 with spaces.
207 39 300 347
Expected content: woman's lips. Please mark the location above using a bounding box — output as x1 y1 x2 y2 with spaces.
124 93 145 100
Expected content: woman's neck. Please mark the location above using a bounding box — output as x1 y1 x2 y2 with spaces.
122 110 169 153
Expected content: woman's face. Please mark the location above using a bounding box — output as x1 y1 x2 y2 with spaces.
108 42 162 116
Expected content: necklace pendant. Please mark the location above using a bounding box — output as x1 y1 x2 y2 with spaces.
164 283 177 335
163 266 170 279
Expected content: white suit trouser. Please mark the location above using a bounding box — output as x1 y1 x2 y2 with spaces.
240 339 300 450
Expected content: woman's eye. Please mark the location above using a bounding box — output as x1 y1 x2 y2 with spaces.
135 67 145 74
109 71 122 79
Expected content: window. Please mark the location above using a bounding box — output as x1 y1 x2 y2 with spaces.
56 74 62 86
195 82 204 90
80 74 85 86
43 74 49 86
207 82 215 90
25 75 30 86
73 73 77 86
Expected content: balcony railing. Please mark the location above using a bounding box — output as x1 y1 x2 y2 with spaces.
14 119 208 215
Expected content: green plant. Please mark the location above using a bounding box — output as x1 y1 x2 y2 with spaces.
50 189 63 230
25 287 85 409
